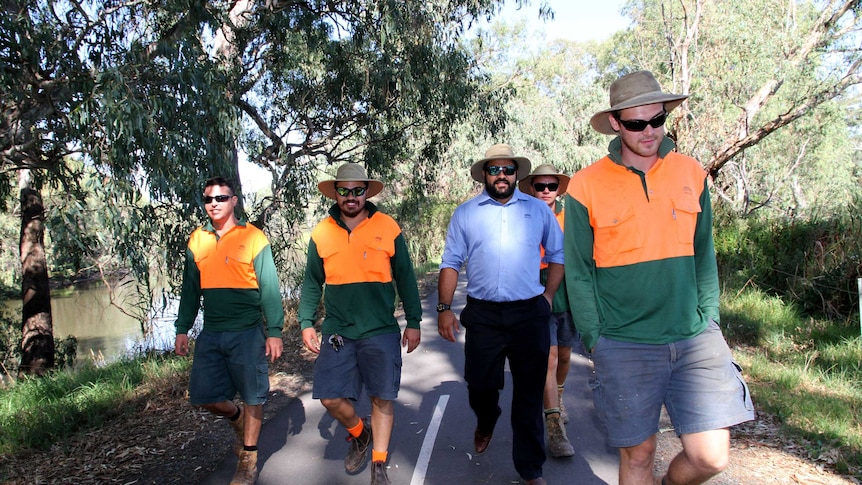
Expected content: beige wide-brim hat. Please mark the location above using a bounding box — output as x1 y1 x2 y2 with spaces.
518 163 571 194
470 144 532 182
590 70 689 135
318 163 384 199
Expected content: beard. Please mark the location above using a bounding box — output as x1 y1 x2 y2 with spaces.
338 199 365 218
485 178 516 201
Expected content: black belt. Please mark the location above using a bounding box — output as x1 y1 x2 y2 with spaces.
466 294 541 309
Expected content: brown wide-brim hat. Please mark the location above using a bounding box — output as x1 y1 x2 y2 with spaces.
318 163 384 199
518 163 570 194
590 70 689 135
470 144 532 182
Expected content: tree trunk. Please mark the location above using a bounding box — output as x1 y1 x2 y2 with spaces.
18 170 54 377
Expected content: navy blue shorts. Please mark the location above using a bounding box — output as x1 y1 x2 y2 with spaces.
312 332 402 401
549 311 576 347
189 327 270 406
589 321 755 448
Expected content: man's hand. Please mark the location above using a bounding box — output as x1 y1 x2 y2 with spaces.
301 327 321 354
265 336 283 362
174 334 189 356
402 328 421 353
437 311 461 342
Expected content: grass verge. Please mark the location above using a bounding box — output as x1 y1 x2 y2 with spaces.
722 285 862 476
0 352 191 455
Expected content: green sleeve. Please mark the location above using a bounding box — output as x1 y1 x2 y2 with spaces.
694 179 720 322
174 247 201 335
391 233 422 329
253 244 285 338
298 238 325 330
563 194 601 350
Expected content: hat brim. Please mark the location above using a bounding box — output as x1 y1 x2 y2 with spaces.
318 180 384 199
518 173 571 194
590 94 688 135
470 157 532 182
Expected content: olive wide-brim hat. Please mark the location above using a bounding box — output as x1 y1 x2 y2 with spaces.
469 144 532 182
318 163 384 199
590 70 689 135
518 163 571 194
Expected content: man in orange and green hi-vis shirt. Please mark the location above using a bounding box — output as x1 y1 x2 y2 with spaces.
299 163 422 485
565 71 754 485
175 176 284 485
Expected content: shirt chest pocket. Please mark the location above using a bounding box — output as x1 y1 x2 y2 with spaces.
592 205 642 259
362 237 395 282
671 195 701 244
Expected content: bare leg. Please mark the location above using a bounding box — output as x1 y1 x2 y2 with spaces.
370 396 394 453
242 404 263 447
201 401 263 447
543 345 560 409
619 434 657 485
663 429 730 485
556 345 572 386
321 397 361 429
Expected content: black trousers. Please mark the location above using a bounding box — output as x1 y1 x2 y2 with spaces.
462 294 551 480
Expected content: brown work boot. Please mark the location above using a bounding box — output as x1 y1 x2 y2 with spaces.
345 419 372 473
558 386 568 424
370 461 391 485
230 449 258 485
546 413 574 458
229 405 244 457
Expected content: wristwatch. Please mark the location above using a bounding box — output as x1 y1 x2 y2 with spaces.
436 303 451 313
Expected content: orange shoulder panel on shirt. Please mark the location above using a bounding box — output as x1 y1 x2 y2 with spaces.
189 224 269 289
312 213 401 285
567 153 705 268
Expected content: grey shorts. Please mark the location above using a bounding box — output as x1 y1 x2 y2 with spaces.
189 327 270 406
589 321 755 448
312 332 402 401
549 311 577 347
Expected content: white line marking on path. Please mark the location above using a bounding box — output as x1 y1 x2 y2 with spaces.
409 394 450 485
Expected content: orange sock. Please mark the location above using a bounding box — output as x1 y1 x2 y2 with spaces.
372 449 388 463
347 420 364 438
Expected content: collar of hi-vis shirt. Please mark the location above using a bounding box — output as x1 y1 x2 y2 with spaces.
202 218 247 237
607 135 677 168
328 200 380 232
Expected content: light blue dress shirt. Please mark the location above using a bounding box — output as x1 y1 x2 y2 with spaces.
440 188 564 302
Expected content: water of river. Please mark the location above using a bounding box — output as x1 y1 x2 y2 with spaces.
4 281 185 366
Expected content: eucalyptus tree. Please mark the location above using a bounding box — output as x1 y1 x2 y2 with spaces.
599 0 861 216
1 0 530 375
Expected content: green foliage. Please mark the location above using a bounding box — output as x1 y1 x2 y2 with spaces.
0 352 190 454
714 191 862 319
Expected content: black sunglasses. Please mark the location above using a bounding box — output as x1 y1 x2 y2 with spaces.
615 111 668 132
335 186 367 197
533 182 559 192
203 194 232 204
485 165 517 176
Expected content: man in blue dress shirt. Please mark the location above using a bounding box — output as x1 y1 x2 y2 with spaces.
437 144 564 485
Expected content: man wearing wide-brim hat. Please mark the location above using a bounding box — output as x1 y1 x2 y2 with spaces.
520 163 579 459
438 144 564 485
564 71 755 485
298 162 422 485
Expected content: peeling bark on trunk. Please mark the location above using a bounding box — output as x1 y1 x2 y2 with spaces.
18 177 54 377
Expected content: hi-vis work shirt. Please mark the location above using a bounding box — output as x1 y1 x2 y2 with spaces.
540 200 569 313
564 137 720 350
298 202 422 340
175 220 285 338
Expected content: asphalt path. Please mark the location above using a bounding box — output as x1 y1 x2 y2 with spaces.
200 275 618 484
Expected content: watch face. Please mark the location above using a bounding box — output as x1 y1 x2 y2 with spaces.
436 303 449 312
